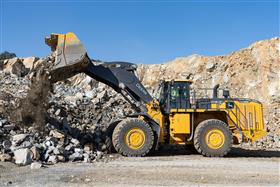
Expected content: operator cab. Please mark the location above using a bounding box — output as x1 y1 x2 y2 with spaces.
158 80 192 114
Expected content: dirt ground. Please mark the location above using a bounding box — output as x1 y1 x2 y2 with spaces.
0 147 279 187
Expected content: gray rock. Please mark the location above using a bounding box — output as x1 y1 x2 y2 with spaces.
55 109 61 116
53 148 60 155
69 152 83 161
83 153 90 163
74 148 83 154
30 162 42 169
48 155 58 164
85 90 95 98
96 151 103 160
65 143 74 151
57 155 65 162
14 148 33 165
12 134 28 145
20 141 32 148
70 138 80 146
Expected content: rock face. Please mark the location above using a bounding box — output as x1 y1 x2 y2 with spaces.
0 37 279 165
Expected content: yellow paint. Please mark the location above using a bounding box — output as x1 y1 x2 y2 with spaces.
169 113 191 144
169 113 190 134
125 128 145 150
146 100 165 143
205 129 225 149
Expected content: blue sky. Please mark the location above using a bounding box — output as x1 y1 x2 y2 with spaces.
1 0 279 64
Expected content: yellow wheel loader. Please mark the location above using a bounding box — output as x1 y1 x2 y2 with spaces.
45 32 267 157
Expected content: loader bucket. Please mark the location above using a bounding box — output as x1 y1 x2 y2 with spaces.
45 32 90 82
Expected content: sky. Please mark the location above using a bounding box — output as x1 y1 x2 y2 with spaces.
0 0 279 64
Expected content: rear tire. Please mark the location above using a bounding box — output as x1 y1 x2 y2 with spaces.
112 118 154 157
194 119 232 157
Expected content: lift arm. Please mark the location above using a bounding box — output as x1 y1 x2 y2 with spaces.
45 32 154 111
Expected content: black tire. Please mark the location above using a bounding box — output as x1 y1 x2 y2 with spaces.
104 121 121 153
104 136 116 153
194 119 232 157
112 118 154 157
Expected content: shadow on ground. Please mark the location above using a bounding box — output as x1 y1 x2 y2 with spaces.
149 145 280 158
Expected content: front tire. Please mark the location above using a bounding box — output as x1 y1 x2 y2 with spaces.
112 118 154 157
194 119 232 157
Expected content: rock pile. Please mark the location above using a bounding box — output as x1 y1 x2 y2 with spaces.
0 57 133 166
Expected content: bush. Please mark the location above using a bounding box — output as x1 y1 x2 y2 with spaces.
0 51 16 60
0 51 16 70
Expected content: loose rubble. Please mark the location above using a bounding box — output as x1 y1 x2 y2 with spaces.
0 56 133 166
0 37 279 166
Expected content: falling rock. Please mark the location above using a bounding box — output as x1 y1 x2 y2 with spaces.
0 154 12 162
14 148 33 165
30 162 42 169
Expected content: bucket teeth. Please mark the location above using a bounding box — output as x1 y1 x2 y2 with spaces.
45 34 59 51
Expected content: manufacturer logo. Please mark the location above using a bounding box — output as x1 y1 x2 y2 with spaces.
136 83 147 95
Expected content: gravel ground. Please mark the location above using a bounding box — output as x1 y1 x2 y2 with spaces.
0 147 279 187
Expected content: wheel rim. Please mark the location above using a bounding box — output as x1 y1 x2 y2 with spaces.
125 128 145 149
205 129 225 149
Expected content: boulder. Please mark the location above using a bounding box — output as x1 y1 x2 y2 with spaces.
3 58 29 77
12 134 28 145
22 57 39 70
0 154 12 162
14 148 33 165
30 162 42 169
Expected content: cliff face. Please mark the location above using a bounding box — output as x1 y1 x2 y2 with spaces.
138 38 279 106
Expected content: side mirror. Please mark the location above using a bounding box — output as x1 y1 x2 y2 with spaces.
223 90 230 99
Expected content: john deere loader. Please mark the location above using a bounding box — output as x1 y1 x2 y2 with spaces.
45 32 267 157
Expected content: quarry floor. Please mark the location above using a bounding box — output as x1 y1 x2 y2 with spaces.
0 147 279 187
